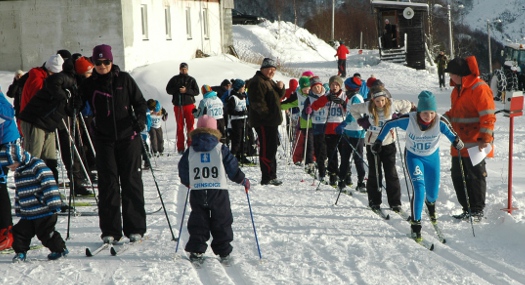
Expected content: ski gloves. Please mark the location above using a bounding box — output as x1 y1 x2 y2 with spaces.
305 106 312 115
357 115 371 130
336 122 347 135
371 140 382 154
453 136 464 150
327 94 345 106
242 178 251 192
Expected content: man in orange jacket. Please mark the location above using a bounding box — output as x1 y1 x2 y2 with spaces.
443 56 496 221
335 41 350 78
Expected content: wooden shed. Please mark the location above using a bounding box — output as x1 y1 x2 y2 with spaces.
370 0 429 70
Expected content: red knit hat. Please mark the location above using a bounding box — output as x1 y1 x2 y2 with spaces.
75 57 94 75
366 77 377 88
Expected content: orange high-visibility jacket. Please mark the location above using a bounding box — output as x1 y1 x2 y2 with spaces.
444 56 496 158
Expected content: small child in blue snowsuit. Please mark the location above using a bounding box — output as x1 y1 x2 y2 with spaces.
371 91 464 241
0 144 68 262
178 115 250 263
147 99 168 157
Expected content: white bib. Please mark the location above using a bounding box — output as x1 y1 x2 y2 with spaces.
188 143 228 190
405 112 441 156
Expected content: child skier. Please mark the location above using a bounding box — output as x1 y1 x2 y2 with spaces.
193 85 226 143
310 75 347 187
371 91 464 242
225 79 252 164
147 99 168 157
0 144 68 262
336 76 367 192
349 88 414 213
178 115 250 264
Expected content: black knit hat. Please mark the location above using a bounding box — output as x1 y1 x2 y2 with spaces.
444 57 471 76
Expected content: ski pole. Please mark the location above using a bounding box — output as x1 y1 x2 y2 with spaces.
245 186 262 259
175 186 191 253
374 152 381 193
66 99 77 240
458 156 476 237
302 113 311 168
132 108 177 241
395 128 412 201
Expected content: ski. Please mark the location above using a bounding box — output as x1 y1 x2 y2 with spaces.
1 244 43 254
393 208 410 222
430 221 447 244
85 243 110 257
408 234 435 251
183 253 206 269
110 236 148 256
371 207 390 220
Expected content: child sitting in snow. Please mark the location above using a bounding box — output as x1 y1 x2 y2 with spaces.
0 144 68 262
147 99 168 157
178 115 250 264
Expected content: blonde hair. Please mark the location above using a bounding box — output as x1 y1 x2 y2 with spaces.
368 97 391 126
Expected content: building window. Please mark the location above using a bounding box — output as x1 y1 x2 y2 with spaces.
185 7 192 39
202 8 209 39
165 6 172 40
141 4 149 40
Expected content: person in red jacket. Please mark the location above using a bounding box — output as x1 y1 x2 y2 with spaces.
443 56 496 222
335 41 350 78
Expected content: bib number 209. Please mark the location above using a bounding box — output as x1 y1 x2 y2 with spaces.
193 166 219 180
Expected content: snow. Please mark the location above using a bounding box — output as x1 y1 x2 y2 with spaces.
1 21 525 285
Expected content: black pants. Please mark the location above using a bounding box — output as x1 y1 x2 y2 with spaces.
12 214 65 253
313 133 327 178
366 143 401 207
337 59 347 77
185 189 233 257
58 126 87 183
339 136 366 183
255 126 279 182
230 119 245 157
325 134 343 176
96 136 146 240
451 157 487 212
148 127 164 154
438 71 446 88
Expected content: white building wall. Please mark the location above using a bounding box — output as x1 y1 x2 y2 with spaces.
0 0 224 72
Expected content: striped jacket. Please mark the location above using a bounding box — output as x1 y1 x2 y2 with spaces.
443 56 496 157
0 144 61 220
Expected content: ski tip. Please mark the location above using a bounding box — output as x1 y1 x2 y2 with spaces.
429 244 435 251
85 248 93 257
110 247 117 256
385 214 391 220
442 239 447 244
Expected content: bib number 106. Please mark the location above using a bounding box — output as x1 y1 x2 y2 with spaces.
193 166 219 179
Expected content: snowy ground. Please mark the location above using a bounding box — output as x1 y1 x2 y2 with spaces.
0 21 524 284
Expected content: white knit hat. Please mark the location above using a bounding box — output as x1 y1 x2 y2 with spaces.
46 54 64 73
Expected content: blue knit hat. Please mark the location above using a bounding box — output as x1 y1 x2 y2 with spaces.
344 76 362 91
417 91 437 112
232 79 245 91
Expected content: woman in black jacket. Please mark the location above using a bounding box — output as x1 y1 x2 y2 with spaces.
78 44 148 244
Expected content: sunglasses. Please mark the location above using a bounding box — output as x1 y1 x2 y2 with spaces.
95 59 112 66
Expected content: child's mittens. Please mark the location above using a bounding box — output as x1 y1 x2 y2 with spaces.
305 106 312 115
335 122 347 135
241 178 251 192
453 137 464 150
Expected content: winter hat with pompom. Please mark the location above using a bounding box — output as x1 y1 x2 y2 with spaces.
310 76 323 87
197 115 217 130
74 56 94 75
417 91 437 112
301 70 315 78
344 76 362 91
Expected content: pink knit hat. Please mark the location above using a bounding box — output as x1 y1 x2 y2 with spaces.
197 115 217 130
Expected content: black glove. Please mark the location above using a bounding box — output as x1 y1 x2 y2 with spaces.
453 136 464 150
161 108 168 121
357 115 371 130
71 94 84 110
371 140 382 154
332 97 344 105
327 94 336 102
132 119 145 133
192 108 198 115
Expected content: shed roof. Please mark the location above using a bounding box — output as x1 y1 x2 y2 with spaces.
370 0 429 12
